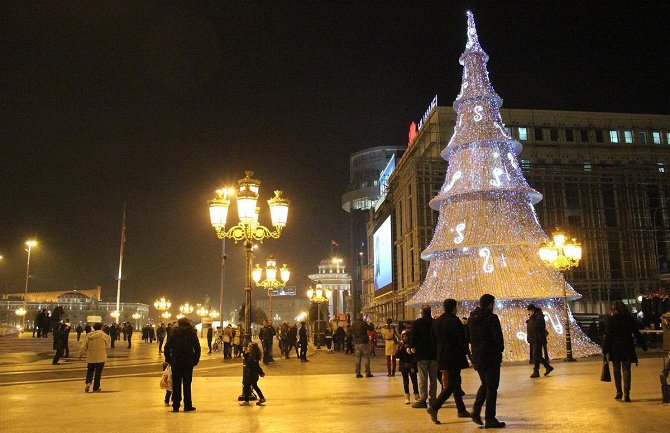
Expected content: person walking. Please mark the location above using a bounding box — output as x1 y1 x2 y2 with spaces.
396 326 420 404
76 323 83 342
163 318 201 412
353 313 373 377
52 323 67 365
468 294 505 429
409 305 437 408
157 324 167 353
298 321 309 362
84 323 92 335
223 324 234 359
324 326 333 352
287 323 298 359
427 299 471 424
241 342 266 406
526 304 554 378
62 320 72 357
109 322 117 349
125 322 133 349
206 324 213 354
79 322 111 392
380 318 398 376
603 301 648 402
345 323 354 355
368 323 377 357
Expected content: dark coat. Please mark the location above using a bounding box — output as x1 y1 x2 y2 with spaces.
410 315 437 361
394 334 417 373
52 326 67 350
352 319 372 345
164 324 201 367
259 325 276 342
288 326 298 344
298 325 308 343
468 307 504 370
432 312 469 371
603 313 647 363
526 310 548 364
242 352 264 385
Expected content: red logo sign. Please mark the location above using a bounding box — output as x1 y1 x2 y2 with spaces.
408 122 417 146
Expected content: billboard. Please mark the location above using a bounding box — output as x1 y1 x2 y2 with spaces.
373 216 393 291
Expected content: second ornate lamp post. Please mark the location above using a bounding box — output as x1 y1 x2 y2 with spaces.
154 297 171 322
208 171 289 345
252 257 290 321
307 281 331 349
539 228 583 362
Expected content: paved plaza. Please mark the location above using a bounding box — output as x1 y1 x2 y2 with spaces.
0 334 668 433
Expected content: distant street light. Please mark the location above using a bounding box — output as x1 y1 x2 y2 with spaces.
161 311 172 320
253 257 290 321
18 240 37 330
154 297 171 311
307 281 331 349
539 228 583 362
179 303 194 315
131 312 141 329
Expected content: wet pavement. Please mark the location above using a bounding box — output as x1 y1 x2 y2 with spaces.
1 333 668 432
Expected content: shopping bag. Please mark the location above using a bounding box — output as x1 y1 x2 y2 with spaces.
160 365 172 389
600 355 611 382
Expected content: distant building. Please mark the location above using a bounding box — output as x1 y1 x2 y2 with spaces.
254 287 309 324
0 287 149 328
341 146 405 316
363 106 670 323
308 259 352 319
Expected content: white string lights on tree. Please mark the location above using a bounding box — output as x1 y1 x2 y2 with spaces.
408 10 600 362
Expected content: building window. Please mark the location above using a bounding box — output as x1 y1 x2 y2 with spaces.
584 161 592 172
518 127 528 141
624 130 633 144
550 128 558 142
638 131 647 144
565 129 574 142
521 159 531 172
659 162 666 173
534 128 544 141
609 130 619 143
595 130 604 143
653 131 661 144
666 132 670 145
580 129 588 142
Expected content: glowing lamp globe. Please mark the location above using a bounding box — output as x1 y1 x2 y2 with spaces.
306 288 314 299
280 264 290 283
208 190 230 229
268 190 289 228
252 264 263 283
15 307 27 317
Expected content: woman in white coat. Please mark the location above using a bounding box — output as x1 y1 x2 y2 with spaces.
79 322 111 392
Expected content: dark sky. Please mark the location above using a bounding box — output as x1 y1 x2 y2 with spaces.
1 1 668 311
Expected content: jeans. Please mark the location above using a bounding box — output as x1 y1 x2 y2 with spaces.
127 334 132 349
431 368 466 413
355 343 371 374
171 365 194 409
612 361 632 395
386 355 397 375
52 348 64 364
85 362 105 390
243 382 265 402
472 366 501 422
158 337 164 352
401 370 419 394
299 341 308 360
417 359 438 403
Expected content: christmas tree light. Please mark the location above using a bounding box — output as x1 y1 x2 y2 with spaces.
407 11 600 361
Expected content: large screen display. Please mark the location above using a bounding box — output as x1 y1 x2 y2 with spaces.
373 216 393 291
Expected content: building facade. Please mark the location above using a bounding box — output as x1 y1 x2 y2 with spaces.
254 287 309 324
363 106 670 323
308 259 352 319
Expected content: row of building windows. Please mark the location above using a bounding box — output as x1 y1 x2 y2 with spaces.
520 159 667 173
512 127 669 145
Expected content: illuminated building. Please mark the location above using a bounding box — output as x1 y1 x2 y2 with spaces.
308 259 352 319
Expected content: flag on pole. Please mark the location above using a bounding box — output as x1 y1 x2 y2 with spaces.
331 240 340 247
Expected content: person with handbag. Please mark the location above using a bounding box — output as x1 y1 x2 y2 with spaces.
380 318 398 376
602 301 648 402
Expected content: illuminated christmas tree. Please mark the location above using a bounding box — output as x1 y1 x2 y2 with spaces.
407 11 600 361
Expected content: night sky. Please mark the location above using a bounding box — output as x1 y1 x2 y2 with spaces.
1 1 668 311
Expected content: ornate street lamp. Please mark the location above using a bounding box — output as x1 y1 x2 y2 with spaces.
253 257 290 321
209 187 235 341
196 305 210 336
154 297 171 311
131 312 141 329
208 171 289 345
18 240 38 331
161 311 172 320
539 228 583 362
179 303 194 315
110 310 121 320
307 281 332 349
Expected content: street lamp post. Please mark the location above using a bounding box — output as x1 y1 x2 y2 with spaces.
539 228 583 362
252 257 290 321
209 188 235 340
196 305 209 337
208 171 289 346
132 312 141 329
18 240 37 331
154 297 171 322
307 281 332 349
179 303 194 316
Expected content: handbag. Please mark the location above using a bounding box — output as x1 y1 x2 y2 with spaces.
600 355 611 382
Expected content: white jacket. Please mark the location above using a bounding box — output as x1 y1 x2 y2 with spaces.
79 330 111 363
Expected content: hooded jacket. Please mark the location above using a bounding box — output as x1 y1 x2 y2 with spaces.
468 307 504 370
79 330 111 363
433 312 469 371
164 323 201 367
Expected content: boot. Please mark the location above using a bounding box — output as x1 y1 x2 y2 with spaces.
414 393 420 402
404 393 410 404
530 370 540 378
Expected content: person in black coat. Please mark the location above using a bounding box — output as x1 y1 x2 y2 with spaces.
206 324 213 354
109 322 117 348
164 318 201 412
468 294 505 429
427 299 470 424
287 324 298 358
51 323 67 365
298 321 309 362
409 305 437 408
526 304 554 378
241 342 266 405
603 301 648 402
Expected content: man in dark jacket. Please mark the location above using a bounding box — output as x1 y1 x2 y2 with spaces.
410 305 437 408
352 313 373 377
76 323 84 341
164 318 201 412
298 321 309 362
468 294 505 429
259 321 276 364
427 299 470 424
206 324 213 354
109 322 117 348
124 322 134 349
526 304 554 378
157 324 167 353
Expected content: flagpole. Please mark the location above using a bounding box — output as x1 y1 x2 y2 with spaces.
115 202 127 324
